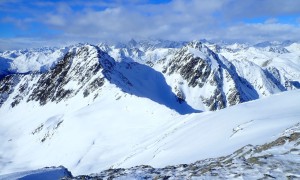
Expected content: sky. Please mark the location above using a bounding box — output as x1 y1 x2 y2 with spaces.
0 0 300 50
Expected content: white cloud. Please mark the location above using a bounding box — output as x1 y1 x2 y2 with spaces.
220 22 300 43
220 0 300 19
45 15 66 27
0 37 71 50
265 18 278 24
1 0 300 50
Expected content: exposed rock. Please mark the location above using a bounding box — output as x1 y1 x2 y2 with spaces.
163 41 254 110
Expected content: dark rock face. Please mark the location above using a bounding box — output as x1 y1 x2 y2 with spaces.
163 42 255 110
26 45 117 106
0 45 114 107
265 66 299 90
83 77 105 98
0 74 39 108
227 88 242 106
0 75 20 107
202 89 226 111
166 51 211 88
28 52 74 105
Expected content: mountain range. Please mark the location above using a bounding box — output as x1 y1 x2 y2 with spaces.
0 39 299 179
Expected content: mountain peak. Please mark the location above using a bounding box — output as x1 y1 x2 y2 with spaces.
186 40 203 49
128 39 138 47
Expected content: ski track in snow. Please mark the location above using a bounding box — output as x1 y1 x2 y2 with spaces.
230 120 254 138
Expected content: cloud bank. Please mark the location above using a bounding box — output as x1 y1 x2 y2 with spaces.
0 0 300 50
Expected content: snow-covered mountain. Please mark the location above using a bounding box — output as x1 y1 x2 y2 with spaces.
0 39 300 178
2 39 298 111
0 47 68 75
97 39 185 64
217 42 300 91
155 41 260 111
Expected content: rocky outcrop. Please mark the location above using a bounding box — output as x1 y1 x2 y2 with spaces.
265 66 300 90
162 41 255 110
0 75 20 107
0 45 117 107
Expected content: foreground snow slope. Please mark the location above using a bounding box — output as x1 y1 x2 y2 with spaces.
0 88 299 176
4 122 300 179
115 89 300 168
71 123 300 179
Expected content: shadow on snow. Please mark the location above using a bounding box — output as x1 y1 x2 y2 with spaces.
105 60 201 115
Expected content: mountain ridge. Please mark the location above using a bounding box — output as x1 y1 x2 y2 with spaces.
1 40 300 111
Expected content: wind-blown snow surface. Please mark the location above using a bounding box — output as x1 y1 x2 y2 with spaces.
1 88 299 176
70 122 300 179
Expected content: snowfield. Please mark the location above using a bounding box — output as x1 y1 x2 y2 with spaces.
0 88 299 176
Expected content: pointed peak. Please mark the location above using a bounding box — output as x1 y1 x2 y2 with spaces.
184 40 214 54
128 39 138 47
186 40 204 49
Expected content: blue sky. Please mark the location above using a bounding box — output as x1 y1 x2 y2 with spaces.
0 0 300 50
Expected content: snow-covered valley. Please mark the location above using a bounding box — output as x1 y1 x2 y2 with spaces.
0 40 299 179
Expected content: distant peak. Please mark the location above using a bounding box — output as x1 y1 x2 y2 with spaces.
185 41 214 54
128 39 138 46
254 40 294 48
186 40 203 49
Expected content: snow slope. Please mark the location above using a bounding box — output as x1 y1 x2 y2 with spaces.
72 122 300 179
4 122 300 179
0 87 299 176
111 89 300 168
0 166 71 180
